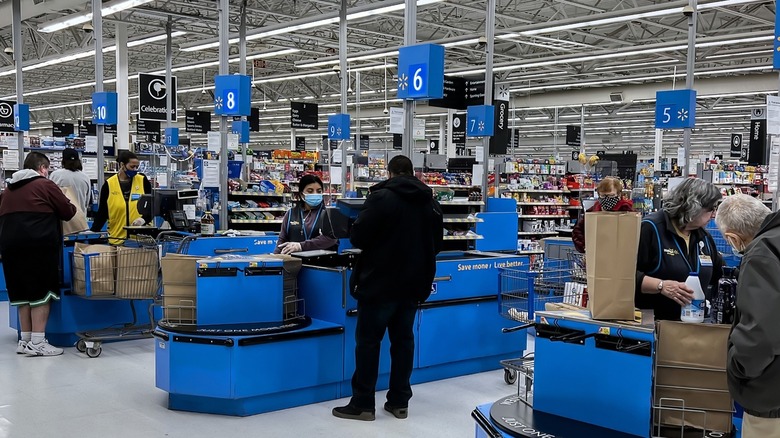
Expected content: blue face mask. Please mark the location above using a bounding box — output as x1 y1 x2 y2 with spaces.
125 168 138 179
304 193 323 207
727 236 744 258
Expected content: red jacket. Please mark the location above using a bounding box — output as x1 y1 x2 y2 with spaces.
572 199 634 253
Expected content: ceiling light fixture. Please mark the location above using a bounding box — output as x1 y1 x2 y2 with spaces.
180 0 444 52
39 0 155 33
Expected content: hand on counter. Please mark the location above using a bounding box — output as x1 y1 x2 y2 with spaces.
661 281 694 306
278 242 302 255
131 218 146 226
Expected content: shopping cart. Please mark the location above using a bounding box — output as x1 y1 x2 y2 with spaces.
498 258 588 397
72 235 163 358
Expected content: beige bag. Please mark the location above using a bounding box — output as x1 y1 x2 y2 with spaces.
115 246 159 298
655 321 732 432
72 243 115 296
61 187 88 235
584 211 642 320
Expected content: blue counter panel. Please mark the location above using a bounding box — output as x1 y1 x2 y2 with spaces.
182 235 279 257
432 254 528 302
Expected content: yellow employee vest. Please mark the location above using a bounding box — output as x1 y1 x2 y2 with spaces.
106 174 146 244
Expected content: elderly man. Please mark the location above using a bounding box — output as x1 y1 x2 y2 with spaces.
715 194 780 437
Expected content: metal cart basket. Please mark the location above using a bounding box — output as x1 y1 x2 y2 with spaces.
497 256 588 398
72 235 166 357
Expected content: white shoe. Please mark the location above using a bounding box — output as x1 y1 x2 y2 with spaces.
24 340 63 357
16 340 27 354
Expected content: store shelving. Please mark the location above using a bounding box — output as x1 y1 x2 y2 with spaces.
516 202 567 206
443 235 484 241
517 214 570 219
518 231 558 236
505 189 565 194
230 191 291 197
230 219 284 224
229 207 288 212
439 201 484 206
517 250 545 255
442 215 484 224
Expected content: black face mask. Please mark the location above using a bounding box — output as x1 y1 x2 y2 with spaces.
599 196 620 211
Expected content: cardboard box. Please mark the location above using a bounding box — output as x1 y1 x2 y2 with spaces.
655 321 732 432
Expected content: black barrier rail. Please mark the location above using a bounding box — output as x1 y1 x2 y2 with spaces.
197 267 238 277
471 408 502 438
173 336 234 347
157 316 312 337
238 326 344 347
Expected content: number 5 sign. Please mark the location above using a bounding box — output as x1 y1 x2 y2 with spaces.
214 75 251 116
655 89 696 129
397 43 445 100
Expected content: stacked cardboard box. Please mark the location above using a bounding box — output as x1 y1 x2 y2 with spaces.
161 254 200 323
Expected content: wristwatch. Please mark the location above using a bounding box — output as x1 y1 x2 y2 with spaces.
657 280 664 293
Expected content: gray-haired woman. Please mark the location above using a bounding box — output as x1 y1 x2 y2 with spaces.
635 178 723 321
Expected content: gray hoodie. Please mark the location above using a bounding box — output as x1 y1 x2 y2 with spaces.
728 211 780 417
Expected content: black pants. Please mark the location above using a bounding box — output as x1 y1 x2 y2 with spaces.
350 299 418 410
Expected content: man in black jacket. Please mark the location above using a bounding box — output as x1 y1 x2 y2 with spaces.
715 194 780 436
333 155 443 422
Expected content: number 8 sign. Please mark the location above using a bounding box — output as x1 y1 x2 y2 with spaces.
214 75 251 116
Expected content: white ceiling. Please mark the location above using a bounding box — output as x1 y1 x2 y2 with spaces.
0 0 775 156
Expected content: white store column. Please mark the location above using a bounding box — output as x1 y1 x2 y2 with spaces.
115 21 130 151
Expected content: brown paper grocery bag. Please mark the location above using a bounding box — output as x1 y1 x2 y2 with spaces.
161 254 200 286
655 321 732 432
61 187 88 235
72 243 115 296
584 211 641 320
115 246 159 298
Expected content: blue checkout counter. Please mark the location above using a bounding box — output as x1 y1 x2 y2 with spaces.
154 249 529 417
473 310 740 438
6 233 279 347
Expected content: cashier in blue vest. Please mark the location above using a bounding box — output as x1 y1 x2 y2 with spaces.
635 178 723 321
274 174 338 255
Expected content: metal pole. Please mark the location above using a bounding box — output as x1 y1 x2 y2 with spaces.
553 107 559 158
402 0 417 158
93 0 105 188
580 104 585 155
11 0 22 170
775 72 780 212
218 0 229 230
239 0 249 179
481 0 495 201
115 20 129 151
356 70 361 151
340 0 348 196
165 18 172 189
683 0 697 175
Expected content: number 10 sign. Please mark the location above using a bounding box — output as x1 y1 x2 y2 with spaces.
397 43 445 100
214 75 251 117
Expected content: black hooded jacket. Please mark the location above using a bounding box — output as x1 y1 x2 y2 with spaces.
728 211 780 417
349 175 444 303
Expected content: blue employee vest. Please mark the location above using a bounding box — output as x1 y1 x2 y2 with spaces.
285 204 325 243
640 211 717 321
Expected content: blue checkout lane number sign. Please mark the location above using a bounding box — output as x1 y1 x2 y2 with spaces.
214 75 251 117
466 105 495 137
91 92 118 125
654 89 696 129
397 44 445 101
328 114 351 141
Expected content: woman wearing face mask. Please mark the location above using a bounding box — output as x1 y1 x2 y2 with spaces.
274 174 338 255
572 177 634 253
636 178 723 321
90 151 152 244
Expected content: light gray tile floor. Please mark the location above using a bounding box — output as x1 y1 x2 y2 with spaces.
0 302 531 438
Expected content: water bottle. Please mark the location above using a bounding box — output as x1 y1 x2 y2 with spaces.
681 272 706 323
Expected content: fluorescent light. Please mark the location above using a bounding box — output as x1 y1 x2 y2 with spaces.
349 63 397 72
706 49 773 59
39 0 155 33
253 71 334 84
166 48 300 73
594 59 677 71
181 0 443 52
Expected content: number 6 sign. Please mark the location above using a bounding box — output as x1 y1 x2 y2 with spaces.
214 75 251 117
397 43 445 101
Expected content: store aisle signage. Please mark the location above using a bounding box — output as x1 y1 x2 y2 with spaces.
186 111 211 133
295 136 306 151
393 133 402 150
104 124 117 135
429 139 439 153
91 92 117 125
397 43 445 100
214 75 251 116
490 100 509 155
730 134 743 158
13 104 29 132
355 134 369 151
138 73 177 122
511 128 521 149
3 149 18 169
749 116 767 165
164 127 179 146
328 113 350 140
413 118 426 140
466 105 495 138
290 102 318 129
429 75 466 109
78 120 96 137
452 113 466 146
53 122 74 137
137 118 161 143
767 95 780 135
655 89 696 129
566 126 581 147
320 135 339 150
0 100 16 133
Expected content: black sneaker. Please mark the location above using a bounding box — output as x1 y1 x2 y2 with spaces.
384 403 408 419
332 404 375 421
